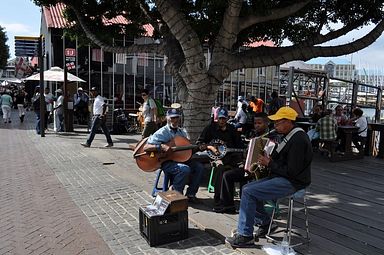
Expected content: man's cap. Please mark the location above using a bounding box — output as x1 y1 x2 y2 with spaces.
90 87 97 91
55 89 62 93
268 106 298 121
238 96 244 101
77 87 83 91
217 108 229 118
166 108 181 118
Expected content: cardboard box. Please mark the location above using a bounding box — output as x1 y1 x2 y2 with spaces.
158 190 188 214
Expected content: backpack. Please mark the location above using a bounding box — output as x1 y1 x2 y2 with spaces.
153 98 166 117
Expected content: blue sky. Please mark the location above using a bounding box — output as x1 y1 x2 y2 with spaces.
0 0 383 70
0 0 41 59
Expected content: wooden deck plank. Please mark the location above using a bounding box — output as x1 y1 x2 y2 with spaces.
302 155 384 255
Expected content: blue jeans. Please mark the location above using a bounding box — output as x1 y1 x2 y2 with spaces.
162 159 205 197
35 111 41 134
86 116 113 145
237 177 296 237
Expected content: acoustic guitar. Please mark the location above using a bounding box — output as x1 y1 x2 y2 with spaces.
133 136 198 172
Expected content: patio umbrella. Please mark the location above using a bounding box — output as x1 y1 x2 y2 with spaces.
24 66 86 83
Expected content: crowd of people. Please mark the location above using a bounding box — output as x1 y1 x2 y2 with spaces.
307 104 368 155
0 87 30 124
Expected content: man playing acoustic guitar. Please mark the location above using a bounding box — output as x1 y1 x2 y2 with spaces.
143 108 205 203
196 108 244 210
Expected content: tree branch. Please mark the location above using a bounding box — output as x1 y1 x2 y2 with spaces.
69 5 164 55
231 19 384 71
213 0 243 53
155 0 206 76
239 0 310 31
305 15 370 46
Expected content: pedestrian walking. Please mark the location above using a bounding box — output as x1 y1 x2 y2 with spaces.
32 86 44 135
15 89 26 123
140 88 158 138
1 90 14 123
80 87 113 147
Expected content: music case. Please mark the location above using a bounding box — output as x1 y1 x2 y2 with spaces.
158 190 188 214
139 206 188 246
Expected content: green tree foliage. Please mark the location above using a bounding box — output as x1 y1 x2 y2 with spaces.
0 26 10 69
32 0 384 138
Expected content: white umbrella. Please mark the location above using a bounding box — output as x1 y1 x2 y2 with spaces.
24 66 86 82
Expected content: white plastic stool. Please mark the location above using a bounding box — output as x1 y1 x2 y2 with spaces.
266 189 310 248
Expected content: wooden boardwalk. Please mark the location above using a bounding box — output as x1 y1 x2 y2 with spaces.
191 153 384 255
291 154 384 255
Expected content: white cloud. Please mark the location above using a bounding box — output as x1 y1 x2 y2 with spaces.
0 21 35 35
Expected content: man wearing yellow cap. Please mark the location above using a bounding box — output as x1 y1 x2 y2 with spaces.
226 107 313 248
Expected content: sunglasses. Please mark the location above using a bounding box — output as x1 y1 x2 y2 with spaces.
141 93 147 96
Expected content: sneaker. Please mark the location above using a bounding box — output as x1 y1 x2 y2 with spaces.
231 222 278 238
225 233 255 248
80 143 90 147
254 222 278 238
104 143 113 147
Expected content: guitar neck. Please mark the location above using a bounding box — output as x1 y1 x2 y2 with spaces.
171 145 198 152
226 148 244 153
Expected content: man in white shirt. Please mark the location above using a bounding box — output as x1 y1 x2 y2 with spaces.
53 89 64 132
81 87 113 147
350 107 368 154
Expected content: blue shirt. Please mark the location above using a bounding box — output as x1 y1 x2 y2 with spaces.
147 125 188 145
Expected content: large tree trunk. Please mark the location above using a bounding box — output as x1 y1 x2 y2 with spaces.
178 79 220 142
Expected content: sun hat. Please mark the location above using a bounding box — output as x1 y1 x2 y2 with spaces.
268 106 298 121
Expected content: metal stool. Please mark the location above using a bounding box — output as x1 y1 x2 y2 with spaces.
151 169 173 197
266 189 310 248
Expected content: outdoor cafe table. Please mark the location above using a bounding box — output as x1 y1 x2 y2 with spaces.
338 125 360 157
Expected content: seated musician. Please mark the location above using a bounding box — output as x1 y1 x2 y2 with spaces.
213 112 278 213
143 108 205 203
349 107 368 153
225 107 313 248
196 108 244 207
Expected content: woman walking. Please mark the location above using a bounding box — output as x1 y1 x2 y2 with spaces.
1 90 13 124
15 89 26 123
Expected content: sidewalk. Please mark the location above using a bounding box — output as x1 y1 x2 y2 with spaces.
0 110 255 255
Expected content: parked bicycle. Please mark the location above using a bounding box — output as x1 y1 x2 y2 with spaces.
113 108 140 134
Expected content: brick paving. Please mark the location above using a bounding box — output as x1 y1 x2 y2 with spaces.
0 111 238 255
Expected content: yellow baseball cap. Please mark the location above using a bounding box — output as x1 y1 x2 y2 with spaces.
268 107 298 121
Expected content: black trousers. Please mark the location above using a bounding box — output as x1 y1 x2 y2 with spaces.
219 168 251 206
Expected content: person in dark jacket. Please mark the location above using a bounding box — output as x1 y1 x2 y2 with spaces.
196 107 244 208
225 106 313 248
